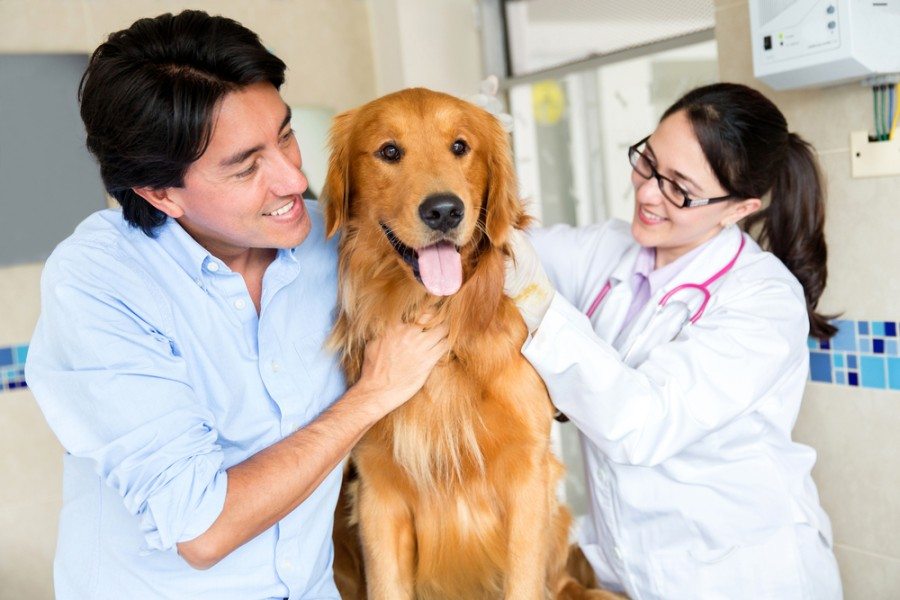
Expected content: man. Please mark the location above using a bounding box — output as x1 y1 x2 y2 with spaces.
25 10 448 599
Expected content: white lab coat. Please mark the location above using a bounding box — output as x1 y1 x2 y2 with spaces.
524 220 842 600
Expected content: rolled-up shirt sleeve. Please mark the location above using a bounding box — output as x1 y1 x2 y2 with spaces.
26 246 227 552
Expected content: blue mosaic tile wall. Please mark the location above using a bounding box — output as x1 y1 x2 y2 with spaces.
809 320 900 390
3 321 899 394
0 344 28 392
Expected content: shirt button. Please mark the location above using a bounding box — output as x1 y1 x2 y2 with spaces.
271 360 281 373
207 261 219 272
233 299 246 310
614 546 623 561
281 559 293 570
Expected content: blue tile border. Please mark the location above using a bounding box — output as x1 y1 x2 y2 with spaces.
809 320 900 391
0 343 29 393
3 319 899 394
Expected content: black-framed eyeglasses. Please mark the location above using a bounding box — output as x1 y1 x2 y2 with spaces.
627 136 738 208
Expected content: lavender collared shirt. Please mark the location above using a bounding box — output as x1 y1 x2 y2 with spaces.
616 242 709 340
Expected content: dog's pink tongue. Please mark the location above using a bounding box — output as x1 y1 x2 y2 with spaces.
417 241 462 296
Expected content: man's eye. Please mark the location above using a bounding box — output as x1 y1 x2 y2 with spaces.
280 129 295 144
236 162 259 178
378 143 402 162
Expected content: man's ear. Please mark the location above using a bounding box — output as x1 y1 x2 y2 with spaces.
132 186 185 219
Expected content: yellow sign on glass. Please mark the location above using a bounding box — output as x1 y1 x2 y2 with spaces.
532 80 565 125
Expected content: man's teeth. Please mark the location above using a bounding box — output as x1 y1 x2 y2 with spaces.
267 200 295 216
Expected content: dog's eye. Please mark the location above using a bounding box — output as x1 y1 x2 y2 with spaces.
378 143 403 163
451 139 469 157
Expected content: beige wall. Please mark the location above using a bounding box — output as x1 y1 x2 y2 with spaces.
0 1 376 597
367 0 484 97
0 266 58 599
0 0 377 111
715 1 900 598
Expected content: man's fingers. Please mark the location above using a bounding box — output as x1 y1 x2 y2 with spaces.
415 311 438 328
422 325 449 349
421 339 450 369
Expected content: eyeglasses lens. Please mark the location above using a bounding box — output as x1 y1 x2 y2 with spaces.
630 145 686 208
658 179 686 207
629 147 652 178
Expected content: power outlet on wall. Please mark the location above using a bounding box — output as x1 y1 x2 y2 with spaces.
850 131 900 178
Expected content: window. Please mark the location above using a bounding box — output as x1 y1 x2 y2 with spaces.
509 39 719 228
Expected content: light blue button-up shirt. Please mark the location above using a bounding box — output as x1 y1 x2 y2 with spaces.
26 200 345 599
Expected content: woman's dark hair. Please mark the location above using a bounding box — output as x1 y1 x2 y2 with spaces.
78 10 287 236
663 83 836 339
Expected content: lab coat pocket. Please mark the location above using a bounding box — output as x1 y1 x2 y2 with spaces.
648 525 804 600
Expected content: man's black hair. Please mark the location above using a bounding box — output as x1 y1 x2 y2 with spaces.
79 10 287 235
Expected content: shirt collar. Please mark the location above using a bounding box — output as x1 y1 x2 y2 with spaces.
155 217 216 281
642 235 717 295
282 245 299 263
155 217 301 280
633 246 655 279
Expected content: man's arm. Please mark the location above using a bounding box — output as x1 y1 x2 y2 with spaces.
176 317 449 569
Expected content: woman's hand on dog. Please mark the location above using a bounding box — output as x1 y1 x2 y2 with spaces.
504 229 555 333
352 314 450 418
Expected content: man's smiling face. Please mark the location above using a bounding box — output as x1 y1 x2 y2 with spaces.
151 82 311 260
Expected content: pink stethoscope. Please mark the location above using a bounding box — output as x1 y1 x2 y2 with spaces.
585 235 746 324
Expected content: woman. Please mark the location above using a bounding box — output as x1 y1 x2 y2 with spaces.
505 83 843 599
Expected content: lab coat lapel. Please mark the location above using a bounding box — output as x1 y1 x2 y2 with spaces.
589 244 641 343
615 226 744 355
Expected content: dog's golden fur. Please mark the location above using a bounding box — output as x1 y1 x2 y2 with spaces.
323 88 621 600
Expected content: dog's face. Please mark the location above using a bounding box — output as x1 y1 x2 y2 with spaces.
322 88 520 297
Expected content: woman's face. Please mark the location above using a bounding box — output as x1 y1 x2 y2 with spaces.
630 110 754 267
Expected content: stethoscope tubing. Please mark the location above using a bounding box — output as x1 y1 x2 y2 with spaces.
586 234 746 323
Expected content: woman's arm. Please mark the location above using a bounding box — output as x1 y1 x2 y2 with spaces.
523 274 808 466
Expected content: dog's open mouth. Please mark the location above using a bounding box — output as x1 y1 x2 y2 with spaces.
380 222 462 296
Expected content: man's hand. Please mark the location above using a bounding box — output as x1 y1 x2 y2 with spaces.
504 229 555 333
177 315 448 570
353 314 450 416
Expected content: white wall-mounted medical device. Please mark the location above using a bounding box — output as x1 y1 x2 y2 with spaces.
749 0 900 90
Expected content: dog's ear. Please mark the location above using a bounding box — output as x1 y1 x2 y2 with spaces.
484 115 524 245
322 109 356 238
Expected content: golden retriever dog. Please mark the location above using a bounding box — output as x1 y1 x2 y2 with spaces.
323 88 622 600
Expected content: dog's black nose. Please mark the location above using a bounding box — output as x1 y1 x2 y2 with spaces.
419 194 464 232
